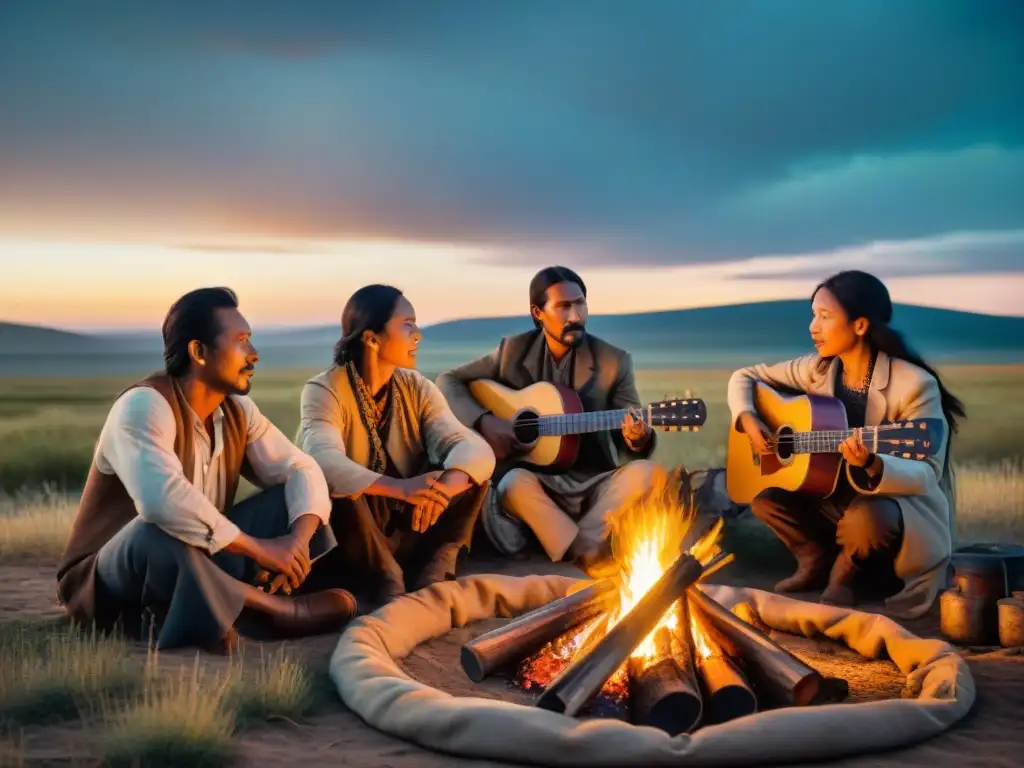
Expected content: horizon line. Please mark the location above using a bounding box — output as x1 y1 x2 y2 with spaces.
5 297 1024 337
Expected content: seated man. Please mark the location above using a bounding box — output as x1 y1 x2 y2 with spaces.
56 287 356 653
436 265 665 573
296 284 495 604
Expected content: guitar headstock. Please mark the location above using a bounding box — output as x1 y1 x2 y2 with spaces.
874 418 945 460
648 397 707 432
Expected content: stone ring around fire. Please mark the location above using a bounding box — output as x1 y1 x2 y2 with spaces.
328 573 974 767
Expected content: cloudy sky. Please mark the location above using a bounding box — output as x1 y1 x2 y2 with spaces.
1 1 1022 330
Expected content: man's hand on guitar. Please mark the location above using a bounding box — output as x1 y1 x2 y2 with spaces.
477 413 524 460
622 408 652 450
739 411 773 455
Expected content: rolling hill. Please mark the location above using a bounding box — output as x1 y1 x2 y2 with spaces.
0 321 105 354
3 301 1024 377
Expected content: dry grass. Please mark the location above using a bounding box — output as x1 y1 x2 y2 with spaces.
226 645 314 725
0 617 315 764
0 484 76 562
102 658 237 767
0 619 139 729
953 460 1024 544
100 646 314 765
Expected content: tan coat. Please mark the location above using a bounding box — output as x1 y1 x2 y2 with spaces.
297 365 495 498
727 351 954 618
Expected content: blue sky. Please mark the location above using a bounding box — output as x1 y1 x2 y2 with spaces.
1 1 1021 330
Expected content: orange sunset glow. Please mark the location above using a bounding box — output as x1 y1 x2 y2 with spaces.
3 238 1023 332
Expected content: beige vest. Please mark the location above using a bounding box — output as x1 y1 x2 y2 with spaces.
55 373 248 625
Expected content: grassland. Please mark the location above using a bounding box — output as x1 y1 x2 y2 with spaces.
0 363 1021 763
0 617 315 765
1 364 1021 552
2 365 1022 491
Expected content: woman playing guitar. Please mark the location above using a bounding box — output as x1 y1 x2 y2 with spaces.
728 270 965 618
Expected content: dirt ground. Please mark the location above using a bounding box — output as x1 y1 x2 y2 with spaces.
2 555 1023 767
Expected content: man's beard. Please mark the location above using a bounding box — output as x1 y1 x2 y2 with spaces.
228 366 254 396
559 323 586 348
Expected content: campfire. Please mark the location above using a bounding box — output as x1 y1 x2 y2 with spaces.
461 471 847 734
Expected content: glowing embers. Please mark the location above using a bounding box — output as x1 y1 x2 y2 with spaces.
460 471 843 732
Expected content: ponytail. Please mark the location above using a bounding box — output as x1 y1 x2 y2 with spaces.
332 332 364 368
867 323 966 434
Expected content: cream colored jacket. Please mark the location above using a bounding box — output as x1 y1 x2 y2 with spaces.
727 351 954 618
297 366 495 498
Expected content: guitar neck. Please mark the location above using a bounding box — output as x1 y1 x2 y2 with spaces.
792 427 883 454
538 408 633 436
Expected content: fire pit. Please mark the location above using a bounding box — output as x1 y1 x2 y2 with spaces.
460 472 841 734
328 470 976 766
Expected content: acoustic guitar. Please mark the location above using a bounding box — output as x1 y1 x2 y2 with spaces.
467 379 707 472
725 381 943 504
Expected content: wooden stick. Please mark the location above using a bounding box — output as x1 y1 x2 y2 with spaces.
696 653 757 723
627 601 703 734
536 552 705 717
687 586 821 707
461 579 617 682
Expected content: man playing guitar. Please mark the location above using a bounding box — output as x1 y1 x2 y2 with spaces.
436 266 665 574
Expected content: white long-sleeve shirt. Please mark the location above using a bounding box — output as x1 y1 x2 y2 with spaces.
94 386 331 554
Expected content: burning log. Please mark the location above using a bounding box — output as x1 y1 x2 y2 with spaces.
687 586 822 707
627 601 702 735
536 551 705 717
697 653 757 723
461 579 617 682
691 608 758 723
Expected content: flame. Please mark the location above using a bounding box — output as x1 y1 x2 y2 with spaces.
514 472 728 695
600 479 724 663
690 613 713 660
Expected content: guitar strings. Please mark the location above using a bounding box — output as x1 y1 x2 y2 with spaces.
767 424 917 441
767 437 913 447
509 416 695 427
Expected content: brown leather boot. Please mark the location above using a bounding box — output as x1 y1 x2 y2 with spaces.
774 542 830 593
820 551 858 606
266 589 358 637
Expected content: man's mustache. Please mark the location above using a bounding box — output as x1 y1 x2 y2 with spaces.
562 323 585 336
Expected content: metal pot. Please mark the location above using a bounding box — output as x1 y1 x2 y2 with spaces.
940 589 998 646
952 543 1024 596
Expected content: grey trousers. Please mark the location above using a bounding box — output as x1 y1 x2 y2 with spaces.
94 485 336 650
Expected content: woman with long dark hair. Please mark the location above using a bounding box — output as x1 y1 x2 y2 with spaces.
296 285 495 604
728 270 964 618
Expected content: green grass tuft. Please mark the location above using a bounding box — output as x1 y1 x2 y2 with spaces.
101 658 237 768
226 646 314 726
0 620 139 729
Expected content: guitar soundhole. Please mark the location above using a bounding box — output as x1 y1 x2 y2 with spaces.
512 410 540 444
776 425 795 460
